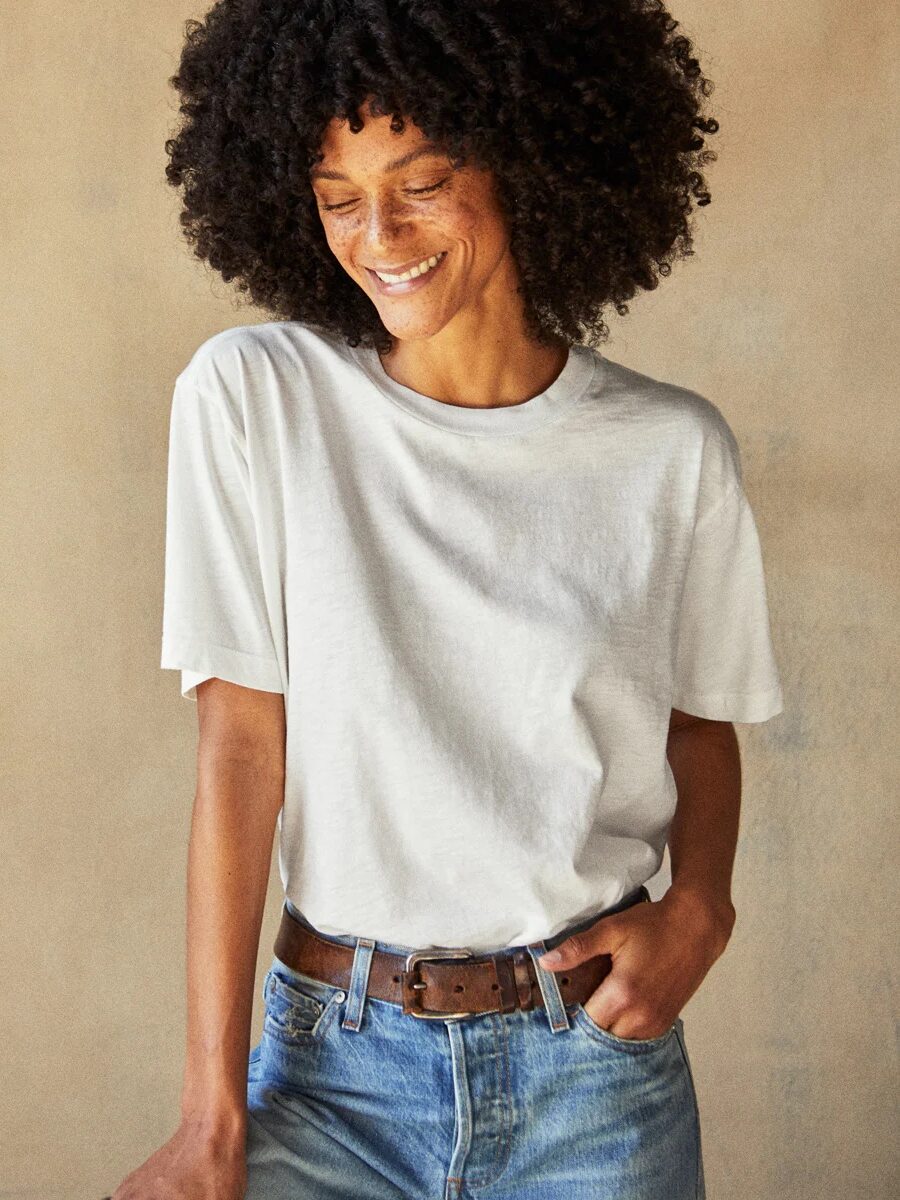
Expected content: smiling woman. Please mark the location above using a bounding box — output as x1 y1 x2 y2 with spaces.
164 0 720 363
306 107 525 369
140 3 785 1200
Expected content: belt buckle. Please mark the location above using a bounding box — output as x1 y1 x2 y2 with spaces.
402 948 477 1020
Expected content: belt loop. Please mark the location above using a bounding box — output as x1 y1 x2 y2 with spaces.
526 941 572 1033
341 936 375 1031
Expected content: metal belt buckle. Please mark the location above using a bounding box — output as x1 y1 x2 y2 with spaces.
402 948 477 1020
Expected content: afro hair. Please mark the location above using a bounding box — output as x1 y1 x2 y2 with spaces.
164 0 720 355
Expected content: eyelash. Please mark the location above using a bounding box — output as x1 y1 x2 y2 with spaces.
321 179 449 212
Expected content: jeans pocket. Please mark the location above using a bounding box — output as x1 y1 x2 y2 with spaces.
569 1002 677 1054
263 959 346 1044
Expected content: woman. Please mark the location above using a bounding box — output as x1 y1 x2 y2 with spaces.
117 1 783 1197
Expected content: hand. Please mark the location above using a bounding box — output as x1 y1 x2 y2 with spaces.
537 888 735 1040
109 1116 247 1199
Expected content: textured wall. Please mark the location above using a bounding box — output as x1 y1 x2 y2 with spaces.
2 2 896 1197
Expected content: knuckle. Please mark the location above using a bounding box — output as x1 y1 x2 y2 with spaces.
565 934 586 958
633 1005 660 1030
609 977 637 1006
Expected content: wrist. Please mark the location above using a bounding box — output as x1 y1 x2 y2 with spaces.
662 881 736 953
180 1092 247 1144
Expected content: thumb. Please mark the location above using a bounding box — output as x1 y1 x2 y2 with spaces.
537 918 620 970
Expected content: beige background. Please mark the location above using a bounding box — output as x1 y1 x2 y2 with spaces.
3 2 897 1197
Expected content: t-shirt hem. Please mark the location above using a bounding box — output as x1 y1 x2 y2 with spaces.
670 684 784 723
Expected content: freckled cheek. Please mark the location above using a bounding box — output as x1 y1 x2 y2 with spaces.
325 227 362 270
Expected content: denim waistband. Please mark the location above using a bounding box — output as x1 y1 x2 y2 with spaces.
282 884 651 960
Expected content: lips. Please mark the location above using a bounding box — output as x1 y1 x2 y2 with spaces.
364 250 449 296
366 251 447 276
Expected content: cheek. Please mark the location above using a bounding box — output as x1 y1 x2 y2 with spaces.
444 182 508 252
440 200 502 252
323 224 359 265
451 209 509 270
322 222 348 250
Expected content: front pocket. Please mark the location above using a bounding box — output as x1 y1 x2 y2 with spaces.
263 963 345 1043
570 1003 677 1053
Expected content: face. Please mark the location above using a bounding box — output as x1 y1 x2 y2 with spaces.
309 102 516 345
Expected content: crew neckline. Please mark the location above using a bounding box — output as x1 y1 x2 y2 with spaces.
346 341 598 436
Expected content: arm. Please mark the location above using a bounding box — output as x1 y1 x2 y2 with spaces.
535 707 741 1037
180 678 286 1136
111 680 285 1198
661 706 739 953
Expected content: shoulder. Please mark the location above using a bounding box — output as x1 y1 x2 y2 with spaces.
172 320 351 430
178 320 347 386
596 354 738 450
592 352 744 496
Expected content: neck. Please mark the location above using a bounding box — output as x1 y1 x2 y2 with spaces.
378 334 570 411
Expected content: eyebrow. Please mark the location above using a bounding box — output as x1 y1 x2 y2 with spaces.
309 144 448 182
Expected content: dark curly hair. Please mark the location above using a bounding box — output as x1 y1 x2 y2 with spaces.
164 0 719 355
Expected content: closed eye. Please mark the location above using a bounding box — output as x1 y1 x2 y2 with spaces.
321 179 449 212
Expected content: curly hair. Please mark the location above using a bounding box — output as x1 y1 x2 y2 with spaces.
164 0 719 355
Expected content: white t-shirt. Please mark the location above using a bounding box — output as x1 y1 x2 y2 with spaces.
160 321 783 952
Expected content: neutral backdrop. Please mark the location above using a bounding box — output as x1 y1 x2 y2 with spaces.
3 2 897 1198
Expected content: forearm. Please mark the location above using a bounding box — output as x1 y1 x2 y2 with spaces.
664 718 741 945
180 746 284 1135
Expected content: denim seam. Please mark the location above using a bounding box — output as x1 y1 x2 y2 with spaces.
674 1020 703 1199
464 1014 514 1188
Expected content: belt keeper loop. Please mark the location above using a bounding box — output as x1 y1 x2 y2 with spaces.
511 950 535 1010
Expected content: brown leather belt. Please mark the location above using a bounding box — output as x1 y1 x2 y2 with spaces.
273 889 651 1020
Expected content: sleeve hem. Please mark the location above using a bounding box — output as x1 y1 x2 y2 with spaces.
161 637 284 701
670 684 784 724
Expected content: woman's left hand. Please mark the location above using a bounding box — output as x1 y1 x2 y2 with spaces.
536 887 736 1040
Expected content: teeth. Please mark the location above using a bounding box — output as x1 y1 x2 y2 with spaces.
375 252 445 283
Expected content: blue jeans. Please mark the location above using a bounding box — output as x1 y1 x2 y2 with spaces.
245 887 706 1198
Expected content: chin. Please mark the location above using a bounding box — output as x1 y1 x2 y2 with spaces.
378 312 449 343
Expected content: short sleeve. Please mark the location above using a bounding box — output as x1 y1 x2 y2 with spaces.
672 484 784 723
160 373 284 702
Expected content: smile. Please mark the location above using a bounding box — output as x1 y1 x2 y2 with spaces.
365 250 449 296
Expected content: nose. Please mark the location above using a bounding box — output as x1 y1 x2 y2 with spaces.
362 195 415 255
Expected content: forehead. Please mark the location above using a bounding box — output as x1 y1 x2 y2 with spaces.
309 142 449 182
310 112 450 181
